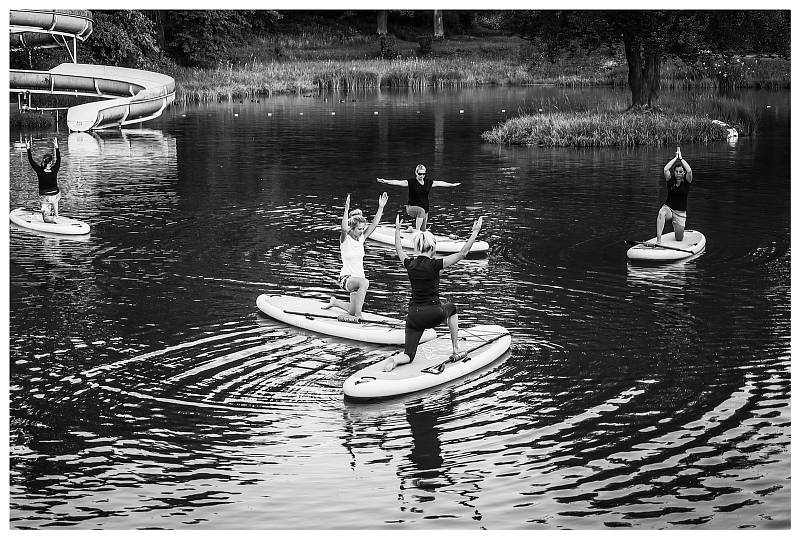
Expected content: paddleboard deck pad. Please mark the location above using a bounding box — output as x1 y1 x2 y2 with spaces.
10 208 90 235
256 294 435 345
626 230 705 261
369 224 489 254
343 324 511 401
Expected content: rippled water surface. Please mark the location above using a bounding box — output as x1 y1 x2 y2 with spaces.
8 86 790 529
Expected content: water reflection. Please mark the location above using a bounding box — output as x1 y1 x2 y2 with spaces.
67 129 176 158
9 86 790 529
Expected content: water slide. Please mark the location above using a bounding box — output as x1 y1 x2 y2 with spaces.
10 9 175 132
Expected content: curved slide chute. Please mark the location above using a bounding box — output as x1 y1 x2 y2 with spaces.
9 9 92 50
10 10 175 132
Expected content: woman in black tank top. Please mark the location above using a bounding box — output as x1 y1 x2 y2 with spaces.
657 146 693 242
382 213 484 372
377 164 461 232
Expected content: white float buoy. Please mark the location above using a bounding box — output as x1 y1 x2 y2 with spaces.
501 109 506 113
459 110 464 113
267 112 272 116
299 112 304 116
374 111 378 115
331 112 336 115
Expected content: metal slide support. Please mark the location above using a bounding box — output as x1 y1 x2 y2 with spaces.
118 106 131 127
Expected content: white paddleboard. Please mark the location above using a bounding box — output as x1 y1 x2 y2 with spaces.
256 294 435 345
343 324 511 401
626 230 706 261
10 208 90 235
368 224 489 254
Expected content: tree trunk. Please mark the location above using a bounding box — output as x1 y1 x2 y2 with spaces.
377 10 387 35
147 10 167 50
643 51 661 107
622 31 663 109
434 10 444 38
623 33 645 107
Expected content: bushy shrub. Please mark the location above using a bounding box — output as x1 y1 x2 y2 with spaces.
84 11 160 68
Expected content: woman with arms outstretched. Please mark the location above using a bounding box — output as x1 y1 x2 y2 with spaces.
377 164 460 232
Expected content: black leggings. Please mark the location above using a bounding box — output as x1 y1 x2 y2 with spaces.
405 301 457 360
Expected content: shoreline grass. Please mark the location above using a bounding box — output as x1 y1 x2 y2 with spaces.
481 111 735 147
169 57 535 103
480 89 763 146
167 54 789 105
10 110 56 130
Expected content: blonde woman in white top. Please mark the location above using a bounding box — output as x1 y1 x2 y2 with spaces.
323 192 388 322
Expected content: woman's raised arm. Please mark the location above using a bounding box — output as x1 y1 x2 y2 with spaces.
364 192 388 238
442 217 483 269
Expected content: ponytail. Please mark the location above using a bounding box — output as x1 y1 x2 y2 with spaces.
347 209 367 229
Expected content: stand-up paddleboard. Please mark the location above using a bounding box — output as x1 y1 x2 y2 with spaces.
256 294 435 345
343 324 511 401
10 208 90 235
626 230 705 262
368 224 489 255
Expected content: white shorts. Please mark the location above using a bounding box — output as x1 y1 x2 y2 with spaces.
661 205 687 227
41 192 61 215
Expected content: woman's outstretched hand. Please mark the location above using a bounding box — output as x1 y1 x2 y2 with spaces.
25 139 31 150
378 192 388 208
472 216 483 234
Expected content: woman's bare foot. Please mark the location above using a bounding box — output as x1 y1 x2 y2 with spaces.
382 354 411 372
321 296 336 310
449 349 468 361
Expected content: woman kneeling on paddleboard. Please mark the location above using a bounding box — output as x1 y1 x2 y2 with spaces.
657 146 693 243
323 192 388 323
26 138 61 223
383 213 484 372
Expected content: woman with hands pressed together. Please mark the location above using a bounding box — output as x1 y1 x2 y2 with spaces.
382 214 484 372
657 146 693 243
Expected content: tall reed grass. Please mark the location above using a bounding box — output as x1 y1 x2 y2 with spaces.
482 108 756 147
170 52 788 105
10 110 55 130
171 57 534 103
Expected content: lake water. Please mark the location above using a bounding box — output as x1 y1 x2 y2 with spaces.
8 86 790 529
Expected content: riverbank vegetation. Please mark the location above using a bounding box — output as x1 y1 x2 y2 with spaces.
10 110 56 130
171 50 788 105
10 10 789 146
481 93 760 147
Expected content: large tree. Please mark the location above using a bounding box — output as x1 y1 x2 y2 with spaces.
508 10 789 109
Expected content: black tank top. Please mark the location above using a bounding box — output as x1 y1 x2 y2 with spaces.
404 256 444 305
665 178 690 212
407 176 433 212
